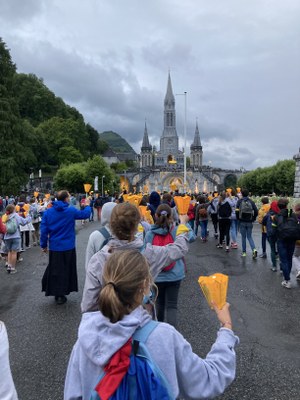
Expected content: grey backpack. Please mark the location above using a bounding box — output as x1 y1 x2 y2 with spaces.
239 199 253 221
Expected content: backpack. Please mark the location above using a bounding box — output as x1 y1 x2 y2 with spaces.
90 320 172 400
6 216 18 234
97 227 112 250
239 199 253 221
152 228 176 271
277 212 300 241
263 213 275 238
218 201 232 218
198 204 208 219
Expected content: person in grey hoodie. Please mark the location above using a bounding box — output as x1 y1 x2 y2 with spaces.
65 250 239 400
0 322 18 400
84 202 117 270
81 202 190 313
4 204 31 274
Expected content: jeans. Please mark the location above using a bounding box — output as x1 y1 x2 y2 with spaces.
230 219 238 243
188 219 194 230
268 236 278 268
156 280 181 328
239 222 256 252
199 220 208 239
277 239 296 281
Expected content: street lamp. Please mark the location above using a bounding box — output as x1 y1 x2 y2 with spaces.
176 92 187 191
101 175 105 197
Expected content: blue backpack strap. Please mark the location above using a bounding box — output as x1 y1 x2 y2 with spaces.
98 227 111 249
133 320 159 343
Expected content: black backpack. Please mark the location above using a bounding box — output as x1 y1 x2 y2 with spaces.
218 201 232 218
277 212 300 241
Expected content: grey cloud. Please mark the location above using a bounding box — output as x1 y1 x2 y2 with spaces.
0 0 45 22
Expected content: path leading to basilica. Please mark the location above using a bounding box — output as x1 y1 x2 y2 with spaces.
0 221 299 400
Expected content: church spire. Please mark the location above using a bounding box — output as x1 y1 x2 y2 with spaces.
141 119 151 149
164 71 175 104
191 120 201 148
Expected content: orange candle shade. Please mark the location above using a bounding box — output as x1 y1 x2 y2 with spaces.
127 195 143 207
198 273 228 310
174 195 191 215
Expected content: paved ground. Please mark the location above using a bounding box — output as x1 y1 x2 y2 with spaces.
0 220 299 400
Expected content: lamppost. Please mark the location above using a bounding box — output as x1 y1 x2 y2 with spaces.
176 92 187 191
101 175 105 197
39 169 42 190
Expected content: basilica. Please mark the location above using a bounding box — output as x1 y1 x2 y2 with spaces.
122 73 243 193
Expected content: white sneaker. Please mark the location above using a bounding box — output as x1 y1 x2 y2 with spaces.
296 271 300 281
281 280 291 289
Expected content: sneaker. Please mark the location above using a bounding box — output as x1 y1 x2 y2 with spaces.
17 258 23 263
296 271 300 281
10 268 17 274
214 233 218 239
225 246 230 252
270 267 277 272
231 242 238 249
281 280 291 289
6 265 11 273
259 253 267 258
241 252 247 257
216 244 223 249
252 249 258 259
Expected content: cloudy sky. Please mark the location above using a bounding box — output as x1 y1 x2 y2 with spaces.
1 0 299 170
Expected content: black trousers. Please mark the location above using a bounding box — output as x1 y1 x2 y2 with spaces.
219 219 231 246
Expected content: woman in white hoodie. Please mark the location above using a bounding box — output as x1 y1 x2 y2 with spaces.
65 250 238 400
0 322 18 400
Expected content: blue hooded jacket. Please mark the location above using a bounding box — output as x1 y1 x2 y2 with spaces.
40 201 91 251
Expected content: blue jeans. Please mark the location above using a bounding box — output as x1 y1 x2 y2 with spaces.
239 222 256 252
277 239 296 281
268 236 277 268
230 219 238 243
199 220 208 239
188 220 194 230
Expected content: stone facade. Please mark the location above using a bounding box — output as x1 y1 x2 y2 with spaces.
293 147 300 198
124 73 243 193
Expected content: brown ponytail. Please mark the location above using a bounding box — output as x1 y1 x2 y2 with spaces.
155 204 172 230
98 250 151 323
110 202 140 240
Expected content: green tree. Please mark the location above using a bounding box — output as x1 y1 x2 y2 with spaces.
54 162 87 193
58 146 84 165
0 38 27 194
85 155 118 194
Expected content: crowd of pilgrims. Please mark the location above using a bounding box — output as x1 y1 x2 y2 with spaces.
1 187 300 399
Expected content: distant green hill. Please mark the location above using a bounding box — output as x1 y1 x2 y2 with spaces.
99 131 137 154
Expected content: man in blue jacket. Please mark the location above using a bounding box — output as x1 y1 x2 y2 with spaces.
40 190 91 305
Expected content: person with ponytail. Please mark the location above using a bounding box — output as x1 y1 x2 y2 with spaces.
81 202 191 313
65 250 239 400
144 204 195 327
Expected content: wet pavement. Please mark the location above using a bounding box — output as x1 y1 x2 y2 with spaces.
0 220 299 400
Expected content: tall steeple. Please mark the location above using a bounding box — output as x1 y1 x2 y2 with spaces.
140 119 152 168
158 72 179 166
164 71 175 106
191 120 201 148
190 120 203 168
141 120 151 150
